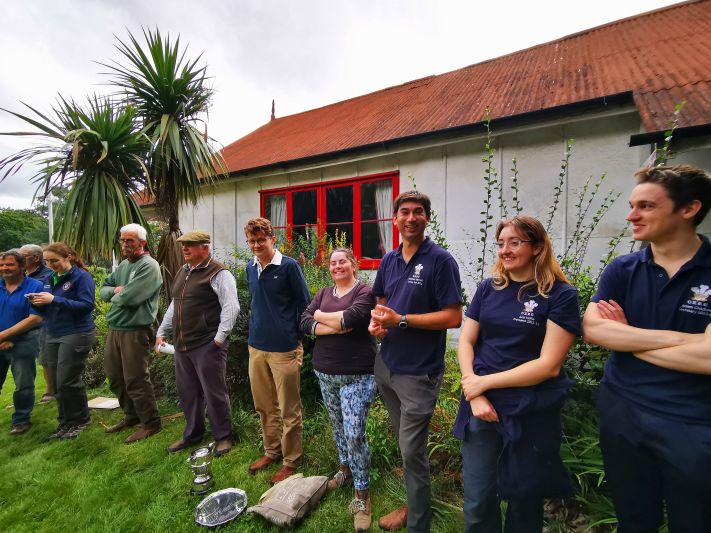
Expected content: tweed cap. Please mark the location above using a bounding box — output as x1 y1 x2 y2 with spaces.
177 230 211 244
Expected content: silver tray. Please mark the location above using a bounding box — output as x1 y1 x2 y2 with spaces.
195 488 248 528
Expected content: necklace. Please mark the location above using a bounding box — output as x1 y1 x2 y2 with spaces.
333 279 359 298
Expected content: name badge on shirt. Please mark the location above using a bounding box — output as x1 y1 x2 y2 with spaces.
513 299 540 326
678 284 711 317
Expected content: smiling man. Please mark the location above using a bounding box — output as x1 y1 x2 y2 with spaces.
369 190 462 532
0 249 43 436
99 224 163 444
583 165 711 531
244 217 310 485
156 230 239 456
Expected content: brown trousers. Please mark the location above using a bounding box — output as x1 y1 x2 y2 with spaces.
104 328 161 430
248 345 304 468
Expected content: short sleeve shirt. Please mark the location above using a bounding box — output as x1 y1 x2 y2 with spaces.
591 235 711 424
466 278 581 378
0 276 43 339
373 238 462 375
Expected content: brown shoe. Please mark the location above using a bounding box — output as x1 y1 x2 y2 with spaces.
214 439 232 457
124 426 161 444
378 506 408 531
270 465 297 485
327 466 353 490
105 419 139 434
350 492 372 532
167 437 202 454
248 454 280 475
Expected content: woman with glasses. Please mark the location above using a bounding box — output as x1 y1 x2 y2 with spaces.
28 243 96 440
453 216 581 532
300 247 376 533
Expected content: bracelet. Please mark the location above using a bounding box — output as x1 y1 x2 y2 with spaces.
340 316 346 331
311 321 319 335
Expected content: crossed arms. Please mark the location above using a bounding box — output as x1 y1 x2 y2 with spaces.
583 300 711 375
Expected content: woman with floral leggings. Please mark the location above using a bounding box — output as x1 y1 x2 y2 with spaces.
300 247 376 532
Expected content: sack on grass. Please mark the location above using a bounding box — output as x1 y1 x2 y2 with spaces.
247 473 328 527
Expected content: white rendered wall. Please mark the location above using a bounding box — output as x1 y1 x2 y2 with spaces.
178 109 711 287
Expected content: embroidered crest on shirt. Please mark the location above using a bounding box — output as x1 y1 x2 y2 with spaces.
407 264 424 286
62 281 72 291
679 284 711 317
513 299 539 325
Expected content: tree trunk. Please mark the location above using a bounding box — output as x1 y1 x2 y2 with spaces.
157 206 183 299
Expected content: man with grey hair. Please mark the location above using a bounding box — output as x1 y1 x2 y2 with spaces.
99 223 163 443
20 244 54 404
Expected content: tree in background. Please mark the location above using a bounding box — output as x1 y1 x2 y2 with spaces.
104 28 227 293
0 207 49 250
0 96 150 261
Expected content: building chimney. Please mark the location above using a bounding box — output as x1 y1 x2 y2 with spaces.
271 99 275 121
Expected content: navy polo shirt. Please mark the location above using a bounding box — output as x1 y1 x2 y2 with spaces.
592 235 711 424
467 278 581 376
28 263 53 283
0 276 43 339
373 237 462 375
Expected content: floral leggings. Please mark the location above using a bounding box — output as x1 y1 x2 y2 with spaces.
315 371 376 491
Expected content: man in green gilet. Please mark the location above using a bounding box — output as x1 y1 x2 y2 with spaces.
100 223 163 444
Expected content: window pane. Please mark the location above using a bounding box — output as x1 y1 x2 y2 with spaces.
326 223 353 248
264 194 286 227
293 190 317 226
361 179 392 222
326 186 353 223
360 182 378 221
361 222 385 259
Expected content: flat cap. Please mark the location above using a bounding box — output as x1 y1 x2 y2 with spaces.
177 230 211 244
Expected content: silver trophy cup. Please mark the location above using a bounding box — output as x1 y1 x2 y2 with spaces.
188 443 215 495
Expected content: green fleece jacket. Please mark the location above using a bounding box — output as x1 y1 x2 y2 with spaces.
99 254 162 330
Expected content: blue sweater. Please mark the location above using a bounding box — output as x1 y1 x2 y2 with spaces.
40 266 95 337
246 255 310 352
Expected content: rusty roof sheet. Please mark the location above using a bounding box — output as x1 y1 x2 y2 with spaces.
223 0 711 174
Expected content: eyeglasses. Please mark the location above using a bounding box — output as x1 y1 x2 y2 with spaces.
246 238 269 247
495 239 531 250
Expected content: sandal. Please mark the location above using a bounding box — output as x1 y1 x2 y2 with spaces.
39 394 53 405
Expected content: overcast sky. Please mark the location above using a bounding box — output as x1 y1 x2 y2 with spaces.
0 0 679 209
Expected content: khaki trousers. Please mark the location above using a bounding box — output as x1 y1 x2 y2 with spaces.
248 345 304 468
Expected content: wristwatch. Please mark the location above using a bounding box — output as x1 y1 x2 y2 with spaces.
398 314 408 329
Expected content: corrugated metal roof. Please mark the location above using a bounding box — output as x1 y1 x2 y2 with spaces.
222 0 711 174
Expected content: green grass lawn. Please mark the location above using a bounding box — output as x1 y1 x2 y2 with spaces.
0 371 464 532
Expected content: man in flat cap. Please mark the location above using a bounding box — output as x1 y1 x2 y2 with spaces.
100 224 163 444
155 230 239 456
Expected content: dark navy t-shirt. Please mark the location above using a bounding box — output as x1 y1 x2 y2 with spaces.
373 238 462 375
466 278 582 378
591 235 711 424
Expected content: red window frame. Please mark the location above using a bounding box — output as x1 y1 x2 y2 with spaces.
260 171 399 269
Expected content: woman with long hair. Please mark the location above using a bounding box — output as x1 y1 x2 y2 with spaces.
453 216 581 532
300 247 376 533
28 243 96 440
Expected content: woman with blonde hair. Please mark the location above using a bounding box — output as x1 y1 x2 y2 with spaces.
300 247 376 532
28 243 96 440
453 216 581 532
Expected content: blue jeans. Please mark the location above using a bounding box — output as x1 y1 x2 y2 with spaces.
462 416 543 533
316 371 376 491
0 331 39 426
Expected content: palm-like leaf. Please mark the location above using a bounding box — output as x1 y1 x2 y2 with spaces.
102 28 228 293
102 28 227 228
0 96 151 260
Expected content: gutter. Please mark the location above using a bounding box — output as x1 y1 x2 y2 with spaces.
629 124 711 146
